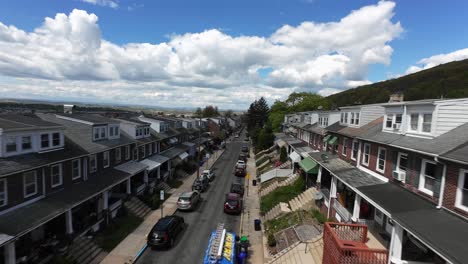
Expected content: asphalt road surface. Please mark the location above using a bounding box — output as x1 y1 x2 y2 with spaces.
137 133 248 264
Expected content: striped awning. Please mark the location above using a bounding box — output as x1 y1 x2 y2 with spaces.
328 136 338 145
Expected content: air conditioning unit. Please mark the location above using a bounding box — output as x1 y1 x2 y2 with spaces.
392 170 406 181
393 123 401 130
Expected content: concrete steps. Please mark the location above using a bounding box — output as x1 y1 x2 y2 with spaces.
260 173 299 197
67 235 106 264
288 188 317 212
124 196 152 219
262 202 291 222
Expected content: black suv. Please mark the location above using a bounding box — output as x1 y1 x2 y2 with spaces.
147 215 185 249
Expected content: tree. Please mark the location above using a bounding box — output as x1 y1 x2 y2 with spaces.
195 107 202 117
280 146 287 162
224 110 233 118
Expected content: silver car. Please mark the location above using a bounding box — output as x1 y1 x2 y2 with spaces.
177 191 201 211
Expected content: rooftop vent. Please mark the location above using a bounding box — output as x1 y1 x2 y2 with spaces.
389 92 404 103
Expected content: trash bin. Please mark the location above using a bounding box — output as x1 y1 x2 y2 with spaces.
252 179 257 186
254 219 261 231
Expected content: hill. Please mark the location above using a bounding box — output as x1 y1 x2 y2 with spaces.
327 59 468 106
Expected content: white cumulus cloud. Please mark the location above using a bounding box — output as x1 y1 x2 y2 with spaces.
405 48 468 75
0 1 403 109
81 0 118 9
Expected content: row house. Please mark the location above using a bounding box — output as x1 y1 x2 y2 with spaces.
277 97 468 264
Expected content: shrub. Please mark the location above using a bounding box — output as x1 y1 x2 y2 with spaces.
267 233 277 247
310 209 327 224
280 147 287 163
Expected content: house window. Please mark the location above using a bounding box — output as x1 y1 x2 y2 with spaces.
6 136 17 153
0 178 7 207
422 114 432 133
116 147 121 162
376 147 386 173
100 127 106 138
397 153 408 172
342 138 348 156
355 113 360 125
109 126 115 137
350 113 355 125
153 142 157 154
340 113 345 123
410 113 419 131
419 160 436 196
395 114 402 125
22 136 32 151
385 115 393 128
72 159 81 179
351 140 359 160
51 164 63 187
456 170 468 212
52 132 61 146
362 143 370 166
344 113 348 123
23 171 37 198
133 148 138 161
41 134 50 148
89 154 97 173
103 151 110 168
125 145 130 160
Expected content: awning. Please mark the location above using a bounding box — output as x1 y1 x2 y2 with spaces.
328 136 338 145
323 135 331 142
299 157 319 174
178 152 189 160
289 151 301 163
115 161 148 175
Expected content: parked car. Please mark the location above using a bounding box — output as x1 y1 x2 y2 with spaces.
202 169 215 181
224 193 242 215
147 215 185 249
192 178 209 192
230 183 244 197
238 154 247 162
177 191 201 211
235 167 246 177
236 160 246 169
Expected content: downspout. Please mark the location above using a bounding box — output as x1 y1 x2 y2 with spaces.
435 156 446 209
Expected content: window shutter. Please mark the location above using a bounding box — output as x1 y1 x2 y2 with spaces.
412 156 422 188
433 163 444 198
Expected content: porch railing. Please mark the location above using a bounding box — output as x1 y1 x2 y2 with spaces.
323 222 388 264
109 199 122 212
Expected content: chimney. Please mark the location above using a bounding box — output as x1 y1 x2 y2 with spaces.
63 104 75 114
389 92 404 103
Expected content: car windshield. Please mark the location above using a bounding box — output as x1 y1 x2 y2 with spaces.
179 197 190 201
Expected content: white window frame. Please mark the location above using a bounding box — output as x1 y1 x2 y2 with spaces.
342 138 348 156
103 151 110 168
93 126 108 141
409 113 419 132
408 112 433 134
418 159 436 196
455 169 468 212
23 171 38 198
0 178 7 207
115 147 121 162
51 164 63 188
396 152 408 172
126 145 130 160
344 113 348 124
350 113 355 125
340 113 345 123
362 143 371 166
422 113 432 133
89 154 97 173
355 112 360 125
351 140 359 161
52 132 61 147
376 147 386 173
5 136 17 153
72 159 81 180
21 135 32 151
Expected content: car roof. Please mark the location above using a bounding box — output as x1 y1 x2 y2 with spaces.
153 216 179 230
226 193 240 199
179 191 195 198
202 170 210 173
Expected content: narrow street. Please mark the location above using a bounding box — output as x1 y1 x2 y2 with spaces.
136 133 247 264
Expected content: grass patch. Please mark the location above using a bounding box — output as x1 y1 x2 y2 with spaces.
95 212 143 252
255 156 268 166
167 178 183 188
264 212 301 237
260 176 305 214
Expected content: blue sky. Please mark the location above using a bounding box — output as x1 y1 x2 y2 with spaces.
0 0 467 109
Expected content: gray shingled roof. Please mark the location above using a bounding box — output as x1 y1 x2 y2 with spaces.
0 114 63 131
37 113 135 154
113 117 151 125
159 145 189 159
0 168 130 240
308 151 385 188
440 142 468 163
358 183 468 264
56 113 119 124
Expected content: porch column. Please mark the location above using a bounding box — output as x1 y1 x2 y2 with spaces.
317 166 322 185
4 242 16 264
126 179 131 195
65 209 74 235
330 176 338 199
143 170 148 184
352 194 361 222
102 190 109 210
157 167 161 180
388 222 404 264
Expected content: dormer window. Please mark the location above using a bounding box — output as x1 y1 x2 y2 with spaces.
41 134 50 148
109 125 120 138
52 133 61 146
385 113 402 130
93 126 107 141
6 136 17 153
22 136 32 150
408 113 432 134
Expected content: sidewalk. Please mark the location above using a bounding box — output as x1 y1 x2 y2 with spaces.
240 149 264 264
101 149 225 264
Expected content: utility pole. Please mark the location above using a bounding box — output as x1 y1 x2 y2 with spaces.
196 115 202 179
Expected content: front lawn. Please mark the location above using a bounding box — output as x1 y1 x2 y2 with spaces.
260 176 305 214
95 212 143 252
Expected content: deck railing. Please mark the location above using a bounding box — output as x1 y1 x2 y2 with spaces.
323 222 388 264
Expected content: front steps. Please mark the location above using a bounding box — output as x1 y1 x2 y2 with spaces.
66 235 106 264
262 202 291 222
124 196 152 219
260 173 299 197
288 188 318 211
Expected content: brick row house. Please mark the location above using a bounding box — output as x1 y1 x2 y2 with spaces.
277 96 468 264
0 112 208 264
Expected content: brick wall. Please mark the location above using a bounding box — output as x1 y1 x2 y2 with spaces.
443 161 468 218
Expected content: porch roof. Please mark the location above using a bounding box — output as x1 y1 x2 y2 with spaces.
160 145 189 159
0 168 131 245
308 152 385 188
115 160 148 175
358 183 468 264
